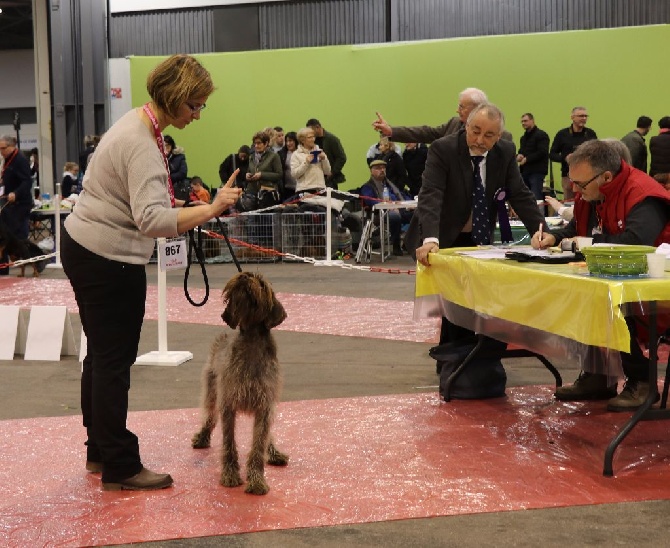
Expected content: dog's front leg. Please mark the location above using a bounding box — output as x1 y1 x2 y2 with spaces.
245 408 272 495
220 406 242 487
267 436 289 467
191 369 218 449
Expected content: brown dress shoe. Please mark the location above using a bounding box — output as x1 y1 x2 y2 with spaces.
102 467 173 491
86 461 103 474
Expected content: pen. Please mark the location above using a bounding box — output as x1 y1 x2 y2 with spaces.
538 223 543 247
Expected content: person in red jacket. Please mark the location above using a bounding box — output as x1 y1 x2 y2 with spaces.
533 139 670 410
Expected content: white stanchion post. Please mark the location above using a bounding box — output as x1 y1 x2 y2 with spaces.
46 182 63 269
134 238 193 366
314 186 342 267
326 186 332 256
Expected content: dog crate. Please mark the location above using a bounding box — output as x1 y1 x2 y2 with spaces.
281 211 328 261
212 213 282 263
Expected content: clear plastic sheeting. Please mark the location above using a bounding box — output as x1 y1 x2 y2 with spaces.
2 392 670 546
0 277 439 343
415 293 624 378
415 249 670 373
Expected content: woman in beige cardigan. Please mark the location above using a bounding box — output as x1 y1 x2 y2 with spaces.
290 127 331 192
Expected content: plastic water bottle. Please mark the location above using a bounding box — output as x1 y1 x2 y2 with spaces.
382 185 390 202
41 192 51 209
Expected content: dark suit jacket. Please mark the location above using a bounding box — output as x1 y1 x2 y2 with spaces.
412 131 544 250
391 116 515 147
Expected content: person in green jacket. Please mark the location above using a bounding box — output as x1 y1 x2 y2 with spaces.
243 130 283 209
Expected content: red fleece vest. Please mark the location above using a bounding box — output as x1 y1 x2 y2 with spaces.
574 161 670 245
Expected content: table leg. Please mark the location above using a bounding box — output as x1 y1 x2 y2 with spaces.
355 217 374 264
603 301 659 477
379 209 387 263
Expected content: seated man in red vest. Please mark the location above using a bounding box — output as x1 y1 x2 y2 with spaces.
533 139 670 411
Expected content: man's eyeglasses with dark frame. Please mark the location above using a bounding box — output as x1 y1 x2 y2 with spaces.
570 171 604 190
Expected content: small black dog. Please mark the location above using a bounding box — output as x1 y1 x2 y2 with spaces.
0 223 48 277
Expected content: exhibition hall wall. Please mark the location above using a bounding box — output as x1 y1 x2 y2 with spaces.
127 24 670 191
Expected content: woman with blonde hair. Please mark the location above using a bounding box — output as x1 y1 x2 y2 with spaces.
290 126 331 192
61 161 80 197
60 54 241 492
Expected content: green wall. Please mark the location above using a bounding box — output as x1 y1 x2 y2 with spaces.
130 24 670 192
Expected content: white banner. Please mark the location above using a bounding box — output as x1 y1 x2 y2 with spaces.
110 0 290 14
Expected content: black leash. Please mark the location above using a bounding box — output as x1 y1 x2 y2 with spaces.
183 219 242 307
215 217 243 274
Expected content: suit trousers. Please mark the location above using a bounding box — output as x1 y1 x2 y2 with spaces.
61 228 146 482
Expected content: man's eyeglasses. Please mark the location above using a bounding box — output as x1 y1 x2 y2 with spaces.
186 102 206 113
570 171 604 190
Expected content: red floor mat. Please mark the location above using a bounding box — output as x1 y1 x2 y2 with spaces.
2 388 670 546
0 278 439 343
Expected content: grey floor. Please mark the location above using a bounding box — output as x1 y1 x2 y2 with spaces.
1 253 668 547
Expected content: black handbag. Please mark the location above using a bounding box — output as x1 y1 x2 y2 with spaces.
431 342 507 400
257 189 280 209
236 192 259 212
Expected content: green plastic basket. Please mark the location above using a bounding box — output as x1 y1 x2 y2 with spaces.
581 245 656 276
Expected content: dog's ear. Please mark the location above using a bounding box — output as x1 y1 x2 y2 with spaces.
221 275 242 329
221 303 237 329
265 293 287 329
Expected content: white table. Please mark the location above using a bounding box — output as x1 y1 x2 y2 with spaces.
355 200 417 263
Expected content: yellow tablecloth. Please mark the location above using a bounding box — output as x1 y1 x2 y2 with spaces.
415 247 670 353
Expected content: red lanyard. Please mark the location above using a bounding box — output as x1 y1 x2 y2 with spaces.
142 103 175 207
1 148 18 180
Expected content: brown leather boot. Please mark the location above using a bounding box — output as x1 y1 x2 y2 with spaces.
554 371 617 401
102 467 173 491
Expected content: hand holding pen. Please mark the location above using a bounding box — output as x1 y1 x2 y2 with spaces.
532 223 556 250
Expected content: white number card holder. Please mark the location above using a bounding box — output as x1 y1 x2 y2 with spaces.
158 237 187 270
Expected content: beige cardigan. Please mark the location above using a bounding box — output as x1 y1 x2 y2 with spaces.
290 145 332 192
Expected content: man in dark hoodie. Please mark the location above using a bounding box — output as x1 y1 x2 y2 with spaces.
517 113 550 201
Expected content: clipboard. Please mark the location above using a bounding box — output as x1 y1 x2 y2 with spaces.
504 250 580 264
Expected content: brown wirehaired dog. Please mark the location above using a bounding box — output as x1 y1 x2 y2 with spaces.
191 271 289 495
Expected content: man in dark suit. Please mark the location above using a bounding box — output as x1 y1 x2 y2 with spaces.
372 87 515 145
413 103 546 394
415 103 544 266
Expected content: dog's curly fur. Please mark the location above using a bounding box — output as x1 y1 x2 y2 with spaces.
191 271 289 495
